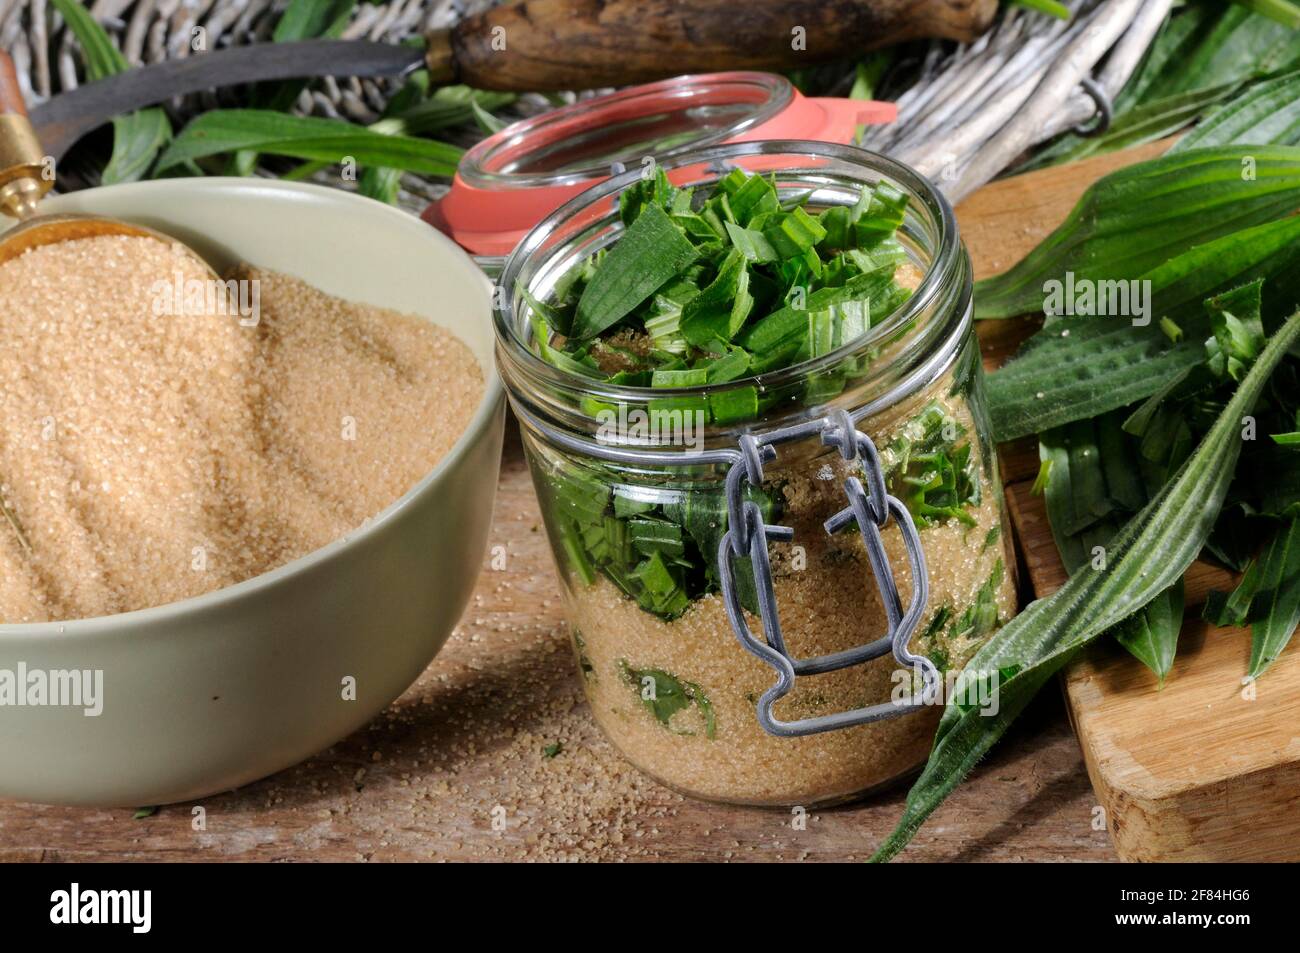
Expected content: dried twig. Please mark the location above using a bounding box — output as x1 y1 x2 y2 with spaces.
948 0 1148 200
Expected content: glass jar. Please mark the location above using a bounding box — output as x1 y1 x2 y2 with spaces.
494 141 1016 807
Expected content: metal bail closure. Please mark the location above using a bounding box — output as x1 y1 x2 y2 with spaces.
717 413 940 738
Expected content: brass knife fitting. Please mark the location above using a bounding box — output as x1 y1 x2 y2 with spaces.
422 30 457 84
0 113 52 220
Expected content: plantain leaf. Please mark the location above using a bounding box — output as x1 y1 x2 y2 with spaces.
571 205 700 340
1126 3 1299 105
1232 0 1300 28
986 214 1300 441
470 98 508 134
233 0 358 175
1115 579 1185 686
358 165 402 204
394 86 516 136
50 0 171 183
102 109 173 184
1172 67 1300 152
1245 516 1300 679
975 146 1300 320
156 110 462 176
872 308 1300 862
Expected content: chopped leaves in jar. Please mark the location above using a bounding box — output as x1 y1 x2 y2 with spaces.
526 167 916 417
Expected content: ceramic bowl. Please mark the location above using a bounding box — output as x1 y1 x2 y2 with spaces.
0 178 504 806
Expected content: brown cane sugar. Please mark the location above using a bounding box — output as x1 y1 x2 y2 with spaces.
0 235 484 624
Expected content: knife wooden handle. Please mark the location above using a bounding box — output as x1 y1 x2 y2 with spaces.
0 51 29 117
438 0 996 90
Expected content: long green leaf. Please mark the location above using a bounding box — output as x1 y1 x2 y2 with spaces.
872 308 1300 862
1246 516 1300 678
1232 0 1300 28
1130 3 1299 104
1115 579 1185 685
156 110 462 175
50 0 171 183
1172 68 1300 152
987 215 1300 440
975 146 1300 319
235 0 357 175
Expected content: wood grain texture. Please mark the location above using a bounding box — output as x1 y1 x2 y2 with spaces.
1065 623 1300 862
451 0 997 90
1 137 1182 863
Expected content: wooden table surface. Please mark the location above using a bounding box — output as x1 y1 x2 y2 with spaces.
0 143 1172 863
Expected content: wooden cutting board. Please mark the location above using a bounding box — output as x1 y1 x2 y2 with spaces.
971 143 1300 863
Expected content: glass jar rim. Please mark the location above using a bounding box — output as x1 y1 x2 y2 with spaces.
460 73 794 191
493 139 965 418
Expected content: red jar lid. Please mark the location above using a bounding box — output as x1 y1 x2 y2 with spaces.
422 72 895 257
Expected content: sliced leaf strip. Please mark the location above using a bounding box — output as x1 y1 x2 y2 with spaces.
571 205 700 340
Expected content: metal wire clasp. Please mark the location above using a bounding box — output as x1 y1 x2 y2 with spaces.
717 410 940 737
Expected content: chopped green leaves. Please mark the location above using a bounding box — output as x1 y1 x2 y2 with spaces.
949 560 1006 643
679 250 752 346
572 205 700 340
539 454 783 622
518 170 914 426
881 402 981 527
618 662 716 738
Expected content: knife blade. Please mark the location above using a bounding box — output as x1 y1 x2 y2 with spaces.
31 40 426 160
